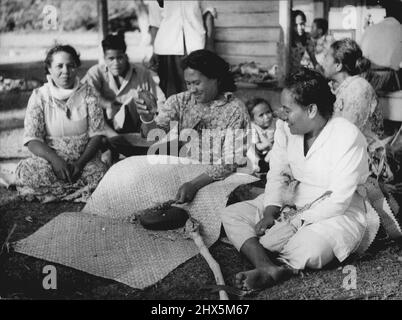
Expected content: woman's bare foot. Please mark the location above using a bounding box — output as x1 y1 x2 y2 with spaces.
235 266 293 290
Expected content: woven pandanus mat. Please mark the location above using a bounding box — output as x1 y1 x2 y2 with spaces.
14 156 257 289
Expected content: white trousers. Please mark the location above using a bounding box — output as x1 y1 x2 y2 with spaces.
221 195 335 270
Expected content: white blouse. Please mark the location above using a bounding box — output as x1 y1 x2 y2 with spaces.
263 118 370 261
23 83 104 146
153 1 217 55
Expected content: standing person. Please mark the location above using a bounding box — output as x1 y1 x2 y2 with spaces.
310 18 335 69
16 45 108 202
290 10 318 73
221 69 371 290
148 0 217 98
83 33 164 136
322 38 383 138
360 0 402 92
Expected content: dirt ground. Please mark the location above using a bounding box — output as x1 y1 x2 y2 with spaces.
1 186 401 300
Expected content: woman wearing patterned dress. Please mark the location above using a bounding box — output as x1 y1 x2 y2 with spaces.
15 45 108 202
322 38 384 138
290 10 318 73
322 38 402 225
137 49 250 203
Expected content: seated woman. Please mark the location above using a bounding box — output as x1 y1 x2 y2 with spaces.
16 45 108 202
222 69 371 290
136 49 249 203
322 38 383 138
323 38 402 208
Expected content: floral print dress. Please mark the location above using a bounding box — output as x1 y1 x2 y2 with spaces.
290 32 316 73
15 83 108 202
155 91 250 180
333 75 384 138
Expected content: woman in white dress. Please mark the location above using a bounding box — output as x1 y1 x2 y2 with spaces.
221 68 371 290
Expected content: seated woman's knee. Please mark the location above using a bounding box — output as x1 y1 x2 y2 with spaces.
220 204 239 226
281 230 334 270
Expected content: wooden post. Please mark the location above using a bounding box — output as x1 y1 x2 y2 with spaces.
279 0 293 86
98 0 108 40
323 0 330 21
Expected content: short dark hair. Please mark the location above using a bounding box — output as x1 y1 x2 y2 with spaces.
44 44 81 75
181 49 236 93
246 98 272 119
330 38 371 75
292 10 307 23
102 32 127 53
313 18 329 35
284 68 335 120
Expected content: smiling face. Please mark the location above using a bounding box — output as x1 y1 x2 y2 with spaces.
104 49 129 77
47 51 78 89
252 103 273 129
280 89 314 135
184 67 218 103
294 15 306 36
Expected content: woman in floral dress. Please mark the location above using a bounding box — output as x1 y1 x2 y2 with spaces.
322 38 383 138
16 45 108 202
136 49 250 203
290 10 318 73
322 38 402 233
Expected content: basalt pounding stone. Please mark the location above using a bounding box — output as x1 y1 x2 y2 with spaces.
138 201 189 231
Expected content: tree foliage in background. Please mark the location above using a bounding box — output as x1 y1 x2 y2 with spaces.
0 0 139 32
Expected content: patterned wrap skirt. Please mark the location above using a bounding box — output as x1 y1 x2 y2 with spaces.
15 133 108 202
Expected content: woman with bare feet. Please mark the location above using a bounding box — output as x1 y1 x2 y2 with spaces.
221 69 371 291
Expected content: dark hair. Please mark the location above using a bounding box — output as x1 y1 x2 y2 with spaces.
102 31 127 53
330 38 371 75
313 18 329 35
284 68 335 120
379 0 402 22
246 98 272 119
181 49 236 93
292 10 307 23
44 44 81 75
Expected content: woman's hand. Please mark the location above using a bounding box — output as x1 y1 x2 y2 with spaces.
255 215 275 236
383 183 402 195
254 206 280 236
69 162 83 182
135 90 157 122
175 174 215 204
175 182 199 204
50 156 72 182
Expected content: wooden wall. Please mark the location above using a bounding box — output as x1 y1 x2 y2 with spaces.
207 0 282 67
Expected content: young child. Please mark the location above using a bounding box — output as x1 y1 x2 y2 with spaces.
246 98 276 173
